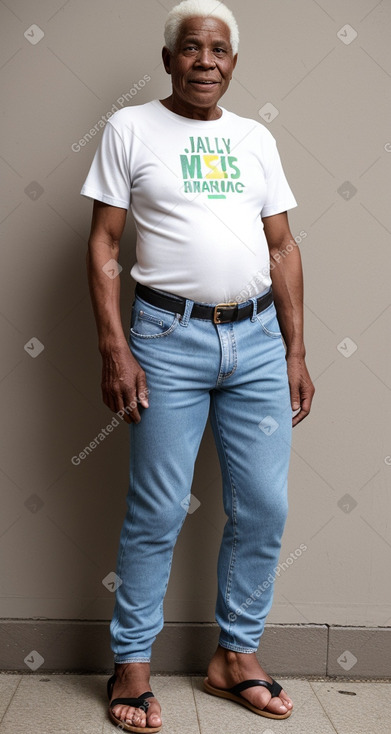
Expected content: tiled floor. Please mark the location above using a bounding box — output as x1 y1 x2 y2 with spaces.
0 673 390 733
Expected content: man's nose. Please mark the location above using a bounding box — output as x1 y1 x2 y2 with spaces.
195 49 216 67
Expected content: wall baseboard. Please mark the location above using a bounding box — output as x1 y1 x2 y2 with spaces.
0 621 390 678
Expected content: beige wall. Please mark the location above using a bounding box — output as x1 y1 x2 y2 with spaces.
1 0 390 644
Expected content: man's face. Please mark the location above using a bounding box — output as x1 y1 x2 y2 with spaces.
162 16 238 117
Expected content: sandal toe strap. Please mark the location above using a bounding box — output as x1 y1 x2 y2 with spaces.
229 678 282 698
110 691 154 713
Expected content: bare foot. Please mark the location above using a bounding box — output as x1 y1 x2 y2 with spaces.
109 662 162 730
206 645 293 717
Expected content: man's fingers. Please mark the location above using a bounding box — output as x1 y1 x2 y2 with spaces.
125 393 142 423
136 372 149 408
102 387 141 424
115 389 142 424
103 391 118 415
291 395 300 412
120 374 148 423
100 350 148 424
287 355 315 428
291 391 313 426
289 385 301 420
292 405 309 427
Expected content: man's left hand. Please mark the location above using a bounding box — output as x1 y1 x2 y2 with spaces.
286 355 315 427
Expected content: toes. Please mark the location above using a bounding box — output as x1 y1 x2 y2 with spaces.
131 708 146 726
148 712 162 726
266 695 289 714
279 690 293 708
147 703 162 727
112 704 142 724
111 700 162 727
111 704 126 720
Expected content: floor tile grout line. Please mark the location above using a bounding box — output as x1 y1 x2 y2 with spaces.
273 679 329 723
308 680 340 734
190 676 203 734
0 675 22 727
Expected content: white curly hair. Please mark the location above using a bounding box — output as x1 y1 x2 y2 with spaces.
164 0 239 56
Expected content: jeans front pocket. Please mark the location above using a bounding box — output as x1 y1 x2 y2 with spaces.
130 300 180 339
256 303 282 338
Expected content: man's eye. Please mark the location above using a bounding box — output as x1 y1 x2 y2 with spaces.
214 48 226 54
184 45 197 51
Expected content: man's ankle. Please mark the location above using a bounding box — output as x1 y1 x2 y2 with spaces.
217 645 255 662
114 661 151 674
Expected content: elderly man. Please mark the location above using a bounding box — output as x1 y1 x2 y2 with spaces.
81 0 314 730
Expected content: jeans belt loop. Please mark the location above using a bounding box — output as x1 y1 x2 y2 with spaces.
250 296 258 322
179 298 194 327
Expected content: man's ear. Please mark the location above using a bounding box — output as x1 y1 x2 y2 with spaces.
162 46 172 75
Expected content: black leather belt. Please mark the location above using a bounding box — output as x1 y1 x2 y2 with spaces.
135 283 273 325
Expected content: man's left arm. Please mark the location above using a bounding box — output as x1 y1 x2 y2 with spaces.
262 211 315 427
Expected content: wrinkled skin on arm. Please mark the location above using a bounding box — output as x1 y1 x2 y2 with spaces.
262 211 315 427
86 201 149 424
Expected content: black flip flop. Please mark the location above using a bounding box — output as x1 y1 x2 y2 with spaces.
107 674 162 732
203 676 292 719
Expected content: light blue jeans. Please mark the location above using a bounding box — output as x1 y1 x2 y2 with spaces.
110 288 292 662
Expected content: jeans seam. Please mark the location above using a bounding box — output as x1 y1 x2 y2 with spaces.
130 315 180 339
114 656 151 663
159 510 188 619
256 303 282 338
259 323 281 338
211 399 238 635
217 325 238 383
218 639 257 653
111 444 138 657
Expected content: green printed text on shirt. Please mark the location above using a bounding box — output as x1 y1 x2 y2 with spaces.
180 136 245 199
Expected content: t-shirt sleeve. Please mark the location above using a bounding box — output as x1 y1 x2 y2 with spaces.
260 133 297 218
80 120 130 209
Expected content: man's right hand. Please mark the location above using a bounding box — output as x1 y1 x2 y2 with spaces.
100 342 149 424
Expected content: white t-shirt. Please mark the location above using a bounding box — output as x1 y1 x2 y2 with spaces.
81 100 297 303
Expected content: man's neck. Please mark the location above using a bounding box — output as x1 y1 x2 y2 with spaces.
159 96 222 121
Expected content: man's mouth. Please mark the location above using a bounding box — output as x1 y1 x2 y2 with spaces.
190 80 219 85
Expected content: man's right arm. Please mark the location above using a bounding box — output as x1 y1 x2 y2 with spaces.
86 200 149 423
